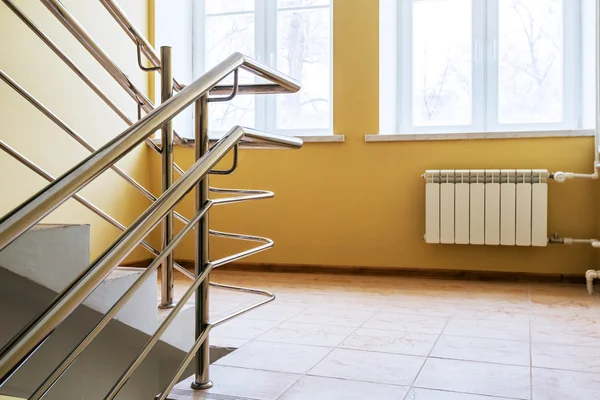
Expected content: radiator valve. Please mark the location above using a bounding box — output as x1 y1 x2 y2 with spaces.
553 171 567 183
548 233 563 244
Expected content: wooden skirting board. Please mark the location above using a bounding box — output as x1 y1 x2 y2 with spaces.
121 259 586 284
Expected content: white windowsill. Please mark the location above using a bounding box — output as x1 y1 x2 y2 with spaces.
150 134 344 146
365 129 594 142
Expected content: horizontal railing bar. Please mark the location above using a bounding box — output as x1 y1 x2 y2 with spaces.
209 283 275 327
210 187 275 205
0 125 246 383
175 129 303 150
28 199 213 400
209 83 294 96
209 230 274 269
40 0 186 144
98 0 184 91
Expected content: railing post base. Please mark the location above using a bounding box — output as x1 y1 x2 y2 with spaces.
191 381 213 390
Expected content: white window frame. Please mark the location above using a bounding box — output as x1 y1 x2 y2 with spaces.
192 0 333 136
393 0 583 135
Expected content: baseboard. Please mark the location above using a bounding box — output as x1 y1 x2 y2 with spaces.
122 258 585 284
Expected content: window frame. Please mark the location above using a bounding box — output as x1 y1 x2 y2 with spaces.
394 0 583 135
192 0 333 136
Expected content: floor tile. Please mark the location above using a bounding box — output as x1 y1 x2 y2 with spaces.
287 307 375 327
533 367 600 400
169 365 301 400
210 317 282 340
208 336 250 348
308 348 425 386
240 303 307 322
257 322 355 347
531 319 600 347
340 328 437 356
278 376 408 400
414 358 530 399
390 289 465 303
364 312 448 334
530 302 600 318
380 299 457 317
208 300 245 315
405 387 519 400
532 342 600 373
443 318 529 341
431 335 530 366
318 295 388 311
215 341 332 374
453 304 530 322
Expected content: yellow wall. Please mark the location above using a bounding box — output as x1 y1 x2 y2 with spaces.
4 0 594 274
146 0 600 275
0 0 153 262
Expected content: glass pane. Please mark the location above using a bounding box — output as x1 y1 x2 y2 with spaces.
276 6 331 130
498 0 563 124
278 0 330 8
206 0 254 15
412 0 472 127
205 13 255 130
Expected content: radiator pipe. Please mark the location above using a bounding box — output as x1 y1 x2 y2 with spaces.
553 0 600 182
548 234 600 246
585 270 599 295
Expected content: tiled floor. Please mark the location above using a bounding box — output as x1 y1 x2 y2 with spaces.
166 270 600 400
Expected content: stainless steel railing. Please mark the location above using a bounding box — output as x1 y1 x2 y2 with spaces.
0 0 302 396
0 51 299 250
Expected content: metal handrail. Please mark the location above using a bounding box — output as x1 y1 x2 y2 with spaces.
0 123 300 384
0 51 300 252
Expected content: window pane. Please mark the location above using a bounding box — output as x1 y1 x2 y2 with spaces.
276 5 331 130
206 0 254 15
498 0 563 124
412 0 472 127
205 12 255 131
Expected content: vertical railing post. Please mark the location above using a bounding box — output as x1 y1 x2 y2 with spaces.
191 94 212 390
158 46 175 309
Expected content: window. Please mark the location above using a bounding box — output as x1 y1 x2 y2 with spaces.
380 0 595 135
194 0 332 136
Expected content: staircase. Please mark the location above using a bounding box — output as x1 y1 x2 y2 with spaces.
0 0 302 398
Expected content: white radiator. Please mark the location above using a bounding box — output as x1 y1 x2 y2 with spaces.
424 169 549 247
